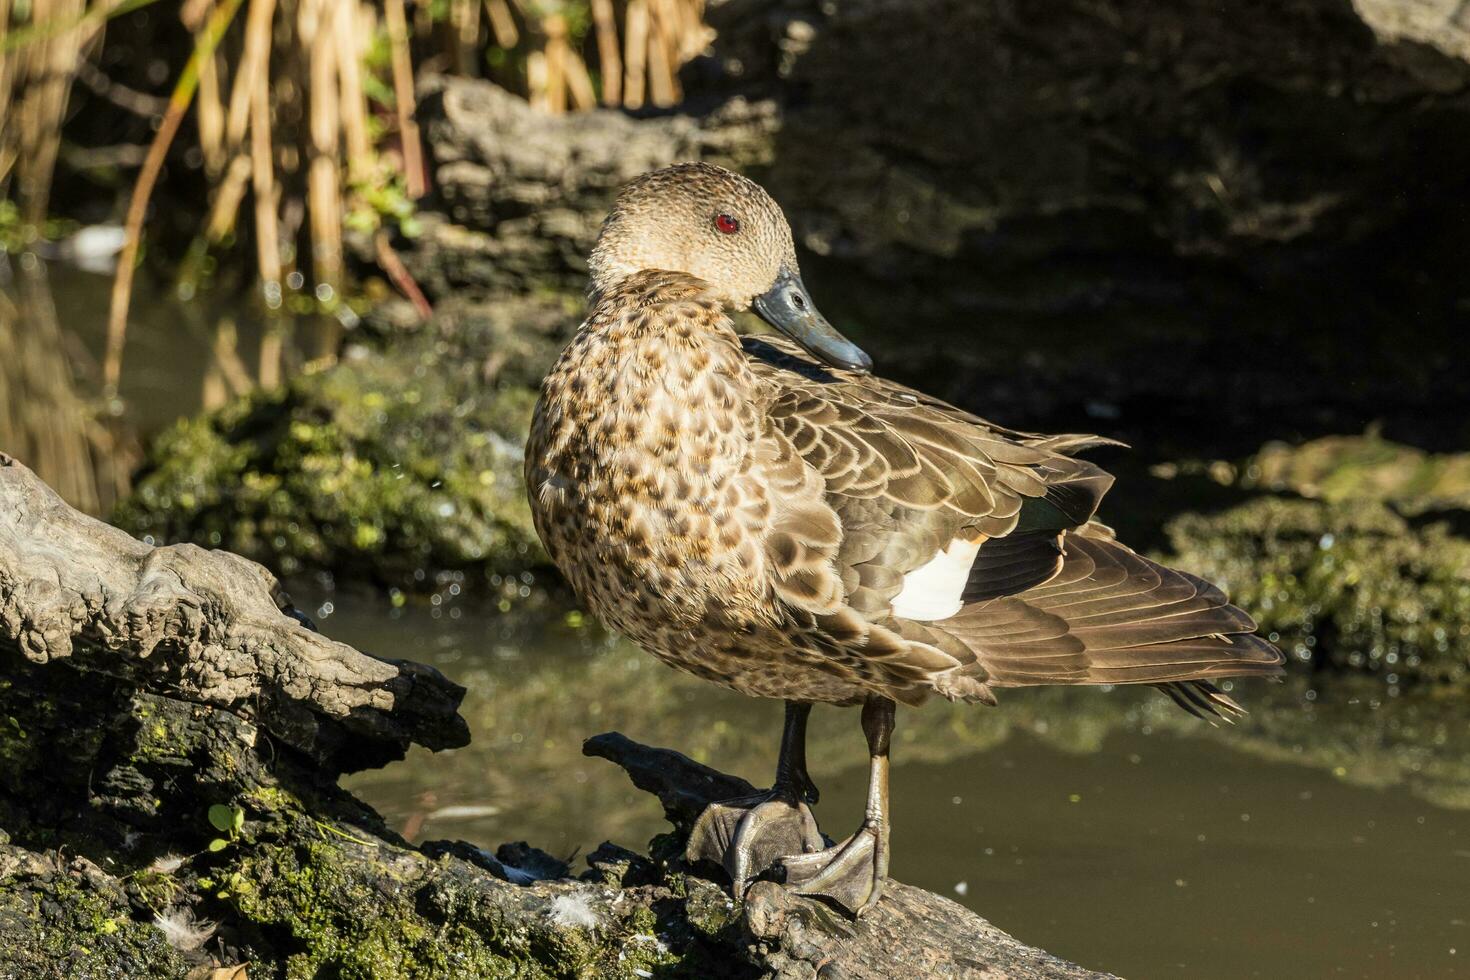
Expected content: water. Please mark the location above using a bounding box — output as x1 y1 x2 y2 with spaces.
319 592 1470 980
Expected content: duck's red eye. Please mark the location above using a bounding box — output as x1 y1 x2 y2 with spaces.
714 213 740 234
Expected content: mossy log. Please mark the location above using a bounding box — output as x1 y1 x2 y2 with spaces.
1 452 468 771
2 457 1107 978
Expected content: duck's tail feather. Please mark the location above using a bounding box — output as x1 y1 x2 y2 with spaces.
918 529 1285 715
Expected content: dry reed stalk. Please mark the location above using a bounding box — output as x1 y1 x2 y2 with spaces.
201 153 253 243
449 0 477 75
563 44 596 111
526 47 547 112
247 5 281 298
622 0 647 109
589 0 620 106
374 230 431 320
541 13 567 114
0 0 16 164
482 0 515 48
13 0 87 226
179 0 211 29
678 0 710 62
194 25 228 176
209 316 254 395
257 326 284 388
645 0 678 107
302 0 343 304
223 0 275 149
1 260 103 512
333 0 370 180
104 0 246 393
383 0 424 198
200 356 227 410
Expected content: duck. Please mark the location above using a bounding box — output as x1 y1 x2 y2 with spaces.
526 162 1285 917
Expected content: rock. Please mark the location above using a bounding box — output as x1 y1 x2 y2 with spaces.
405 76 776 299
407 0 1470 439
1145 435 1470 684
1243 435 1470 514
2 460 1108 979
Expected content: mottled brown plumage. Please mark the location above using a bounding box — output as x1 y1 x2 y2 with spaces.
527 162 1284 915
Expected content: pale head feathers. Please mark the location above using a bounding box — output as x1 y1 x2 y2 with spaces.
588 162 799 310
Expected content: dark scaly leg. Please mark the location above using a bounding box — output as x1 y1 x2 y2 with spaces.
779 695 895 917
777 699 820 805
686 701 827 896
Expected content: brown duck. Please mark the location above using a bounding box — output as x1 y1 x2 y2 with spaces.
527 162 1284 916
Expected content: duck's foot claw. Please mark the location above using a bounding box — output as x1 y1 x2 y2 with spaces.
686 791 827 896
778 821 888 918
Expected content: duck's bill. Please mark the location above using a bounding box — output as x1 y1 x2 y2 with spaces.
753 269 873 374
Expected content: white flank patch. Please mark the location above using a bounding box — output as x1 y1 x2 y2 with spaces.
891 537 982 621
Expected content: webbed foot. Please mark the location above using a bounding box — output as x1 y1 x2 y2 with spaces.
686 789 828 897
779 818 889 917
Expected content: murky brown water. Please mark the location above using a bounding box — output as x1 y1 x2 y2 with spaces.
317 592 1470 980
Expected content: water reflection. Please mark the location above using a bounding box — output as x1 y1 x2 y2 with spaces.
322 591 1470 980
0 255 137 511
0 256 350 513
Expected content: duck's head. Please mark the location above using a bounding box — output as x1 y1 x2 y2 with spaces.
589 162 872 373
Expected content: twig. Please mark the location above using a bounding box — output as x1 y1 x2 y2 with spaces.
104 0 245 394
374 229 432 322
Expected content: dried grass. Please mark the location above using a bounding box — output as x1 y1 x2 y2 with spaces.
6 0 716 393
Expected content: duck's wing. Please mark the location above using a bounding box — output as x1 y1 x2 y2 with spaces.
744 336 1283 713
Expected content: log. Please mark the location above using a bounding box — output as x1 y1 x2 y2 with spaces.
0 452 469 773
0 458 1108 978
584 733 1112 980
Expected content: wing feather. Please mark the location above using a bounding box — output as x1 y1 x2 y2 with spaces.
740 334 1279 713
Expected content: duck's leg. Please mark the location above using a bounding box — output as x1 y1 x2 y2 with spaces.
778 695 895 917
686 701 827 895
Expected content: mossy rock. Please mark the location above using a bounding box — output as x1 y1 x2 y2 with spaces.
1164 496 1470 684
1237 434 1470 514
114 295 580 590
0 852 189 980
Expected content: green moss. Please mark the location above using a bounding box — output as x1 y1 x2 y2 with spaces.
0 858 188 979
113 296 577 589
1243 435 1470 513
681 876 741 939
1164 496 1470 683
221 823 701 979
